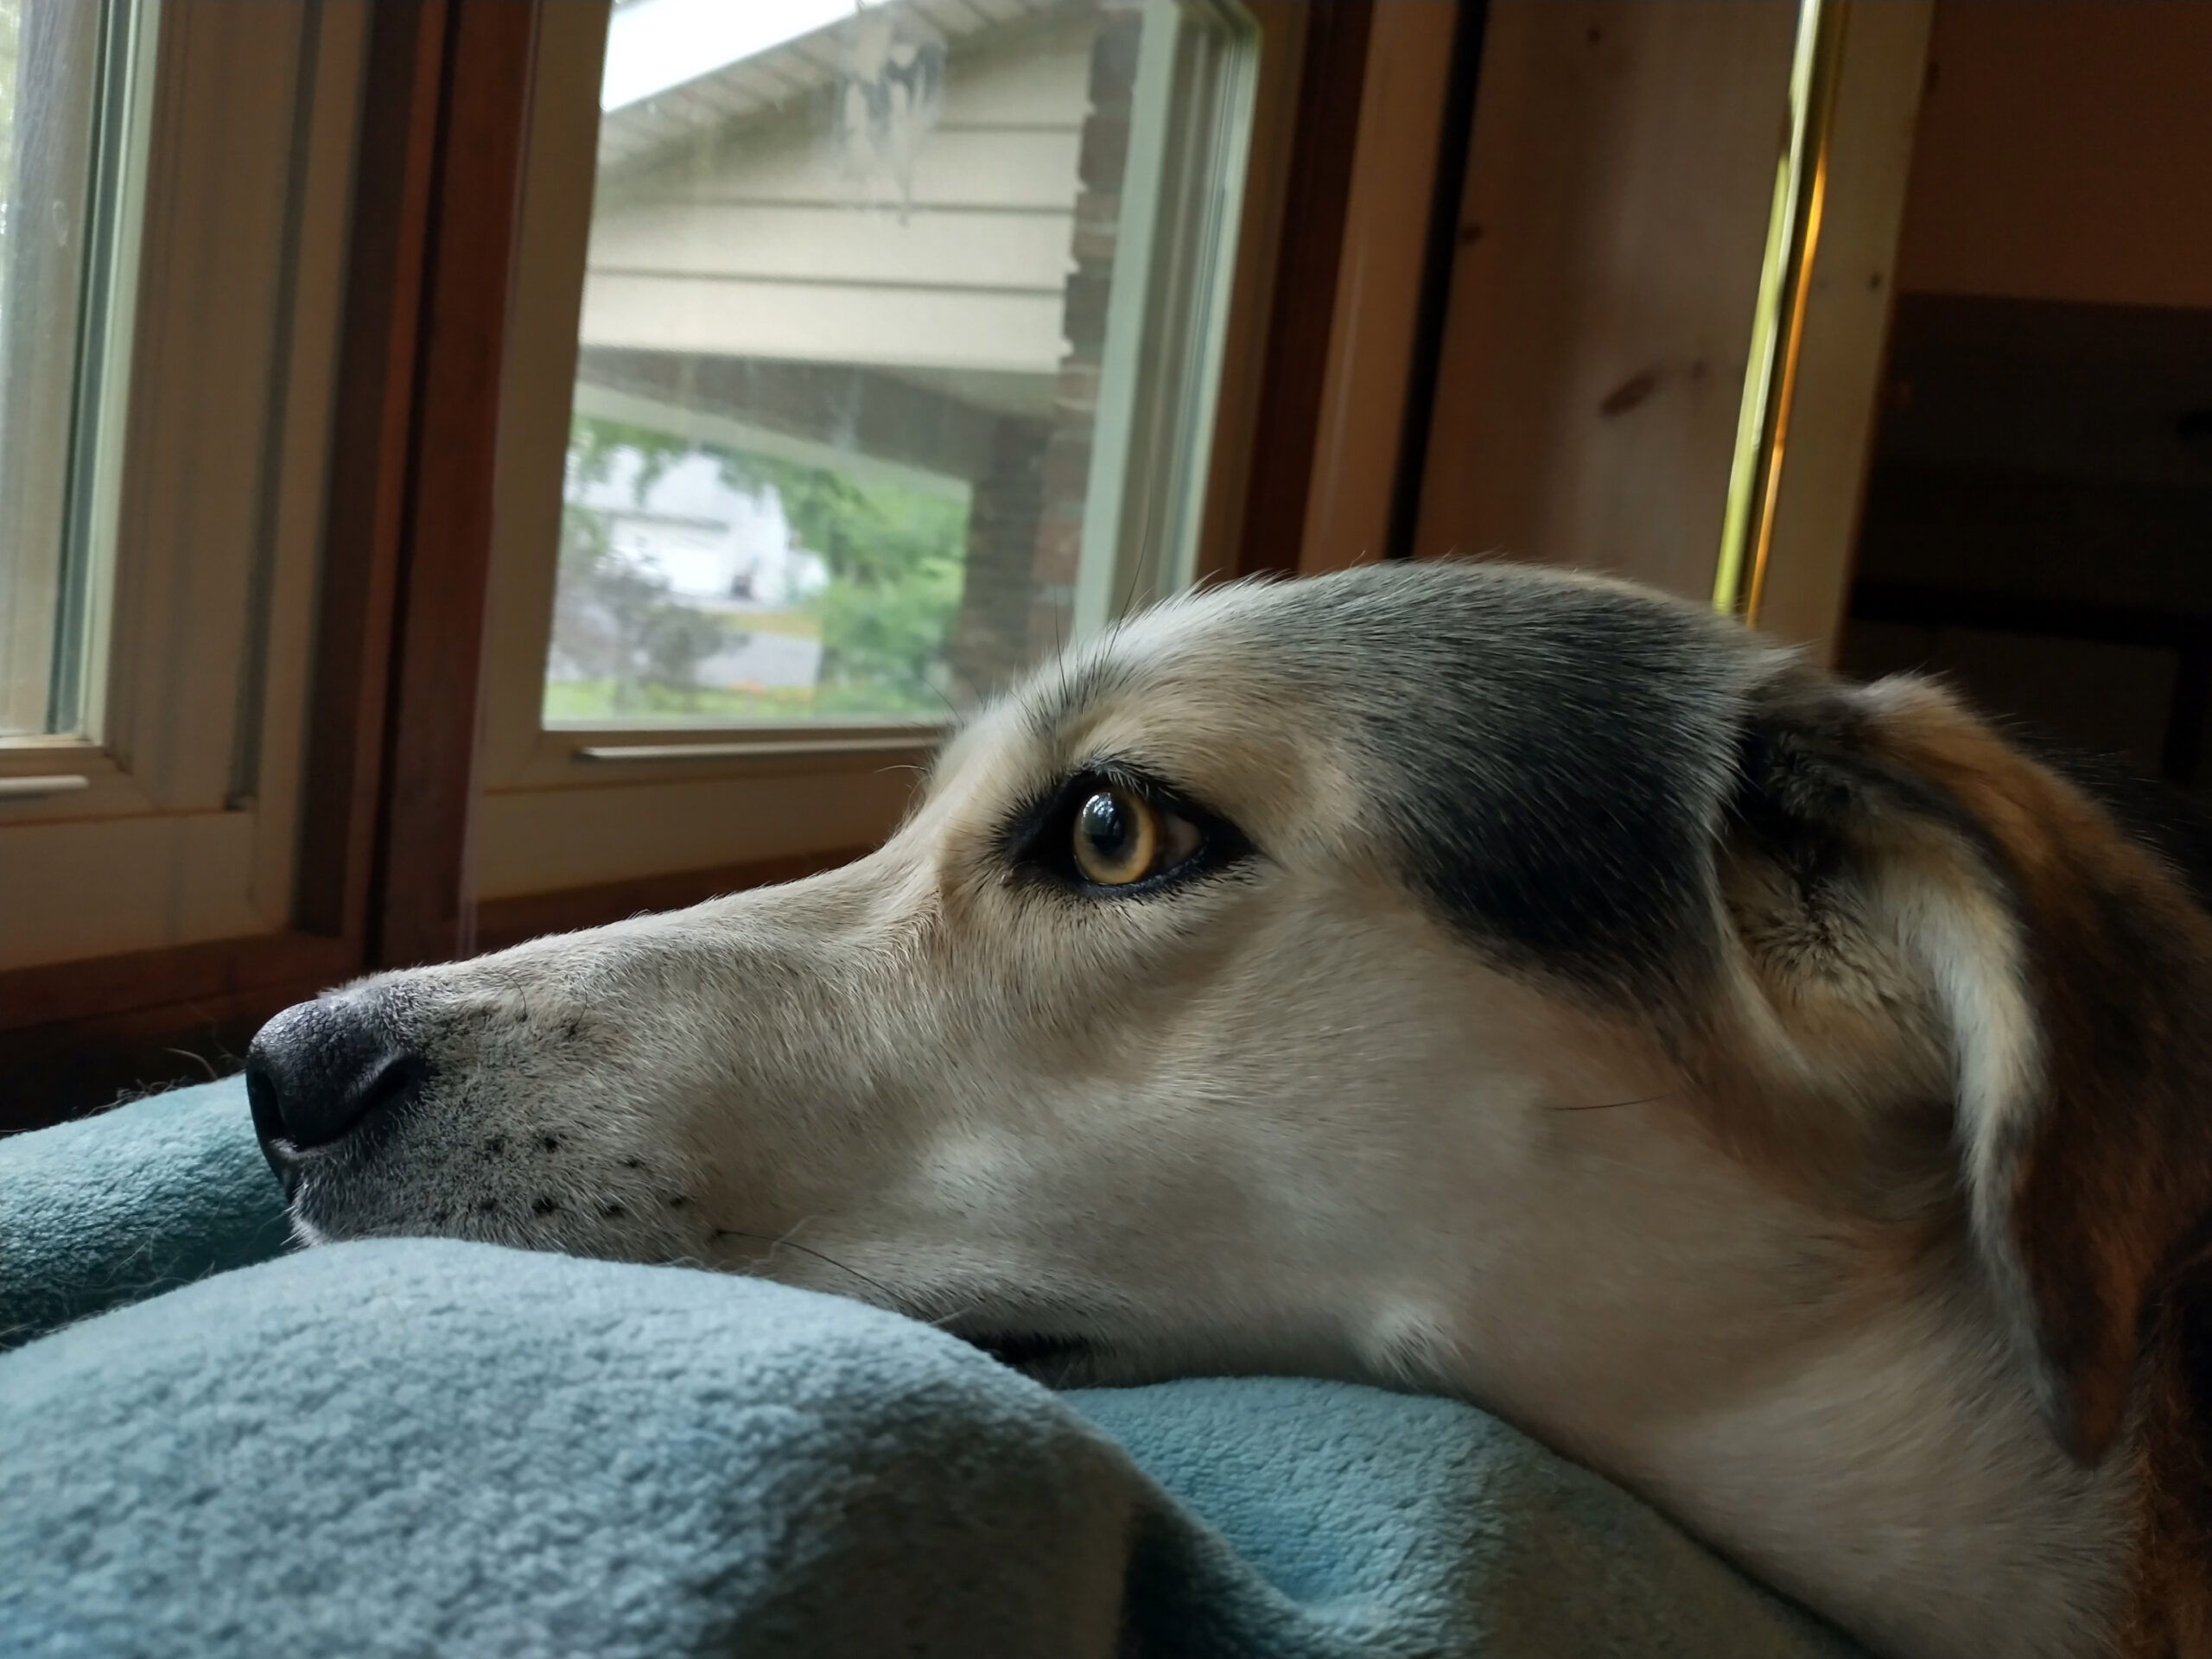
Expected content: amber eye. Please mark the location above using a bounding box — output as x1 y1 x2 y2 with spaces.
1071 788 1159 886
1022 772 1232 895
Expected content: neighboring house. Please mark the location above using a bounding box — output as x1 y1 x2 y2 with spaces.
563 449 830 694
571 449 826 607
583 0 1093 386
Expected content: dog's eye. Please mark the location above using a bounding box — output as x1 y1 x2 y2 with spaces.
1009 766 1247 896
1071 787 1199 886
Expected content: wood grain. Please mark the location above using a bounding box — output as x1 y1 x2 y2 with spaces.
370 0 539 969
1231 0 1374 577
1412 1 1796 601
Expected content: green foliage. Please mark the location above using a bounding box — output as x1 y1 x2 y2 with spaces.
722 453 966 704
552 414 969 720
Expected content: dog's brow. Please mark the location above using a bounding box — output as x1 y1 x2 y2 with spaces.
1020 653 1141 746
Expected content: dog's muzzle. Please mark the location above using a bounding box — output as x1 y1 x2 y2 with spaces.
245 996 429 1190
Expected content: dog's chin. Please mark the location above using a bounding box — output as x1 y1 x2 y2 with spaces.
280 1169 705 1266
282 1181 1108 1388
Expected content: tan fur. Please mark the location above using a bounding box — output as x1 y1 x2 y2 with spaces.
1690 675 2212 1656
1866 688 2212 1657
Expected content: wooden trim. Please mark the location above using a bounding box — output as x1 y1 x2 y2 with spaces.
1384 0 1489 563
0 931 354 1035
1229 0 1373 578
295 0 450 944
475 846 874 956
0 931 355 1134
370 0 539 969
1294 0 1477 575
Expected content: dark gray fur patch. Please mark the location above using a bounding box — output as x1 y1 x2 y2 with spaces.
1232 563 1788 999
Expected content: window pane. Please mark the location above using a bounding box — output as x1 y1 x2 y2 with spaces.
546 0 1255 727
0 0 152 740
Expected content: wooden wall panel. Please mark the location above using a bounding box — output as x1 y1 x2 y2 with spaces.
1896 1 2212 312
1410 1 1795 602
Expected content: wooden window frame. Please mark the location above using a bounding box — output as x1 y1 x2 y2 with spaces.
0 3 368 959
470 0 1319 914
0 0 1482 1131
0 0 526 1123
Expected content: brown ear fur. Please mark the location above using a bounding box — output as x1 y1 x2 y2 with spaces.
1733 672 2212 1463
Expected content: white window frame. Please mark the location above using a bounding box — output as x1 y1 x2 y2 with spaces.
0 0 366 971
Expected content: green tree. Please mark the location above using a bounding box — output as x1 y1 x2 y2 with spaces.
724 454 965 705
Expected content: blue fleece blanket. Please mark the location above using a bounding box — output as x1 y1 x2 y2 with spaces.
0 1082 1864 1659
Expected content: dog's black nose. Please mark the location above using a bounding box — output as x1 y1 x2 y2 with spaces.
246 997 427 1162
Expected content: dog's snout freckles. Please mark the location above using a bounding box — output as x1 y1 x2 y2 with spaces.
261 957 734 1261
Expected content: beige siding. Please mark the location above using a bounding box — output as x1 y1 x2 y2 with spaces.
582 274 1068 373
586 204 1075 289
578 18 1094 375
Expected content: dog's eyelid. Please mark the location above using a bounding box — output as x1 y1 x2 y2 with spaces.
1033 758 1203 827
1069 755 1177 802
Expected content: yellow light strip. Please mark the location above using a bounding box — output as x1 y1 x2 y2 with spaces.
1713 0 1849 623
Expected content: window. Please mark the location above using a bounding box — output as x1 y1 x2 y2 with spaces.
544 0 1257 727
0 1 365 969
0 0 155 744
476 0 1278 899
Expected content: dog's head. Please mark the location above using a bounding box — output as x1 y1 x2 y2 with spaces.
251 562 2212 1472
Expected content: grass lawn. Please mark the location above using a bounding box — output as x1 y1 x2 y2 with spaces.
543 677 947 723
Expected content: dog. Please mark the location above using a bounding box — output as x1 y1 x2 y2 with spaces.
247 561 2212 1659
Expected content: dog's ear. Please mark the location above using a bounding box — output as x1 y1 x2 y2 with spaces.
1726 671 2212 1462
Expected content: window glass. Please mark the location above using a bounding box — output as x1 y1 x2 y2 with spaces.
546 0 1255 727
0 0 153 740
